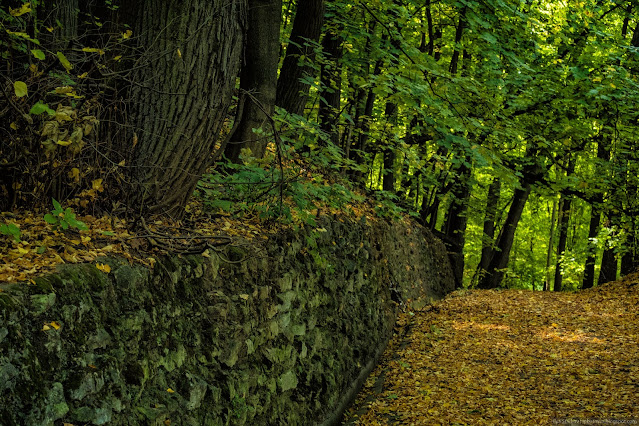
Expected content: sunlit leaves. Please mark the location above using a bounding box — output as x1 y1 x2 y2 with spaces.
9 3 32 17
348 282 639 423
29 101 55 115
31 49 45 60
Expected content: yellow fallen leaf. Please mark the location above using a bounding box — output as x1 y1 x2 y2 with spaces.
50 321 61 330
92 178 104 191
42 324 51 331
96 263 111 273
167 388 175 393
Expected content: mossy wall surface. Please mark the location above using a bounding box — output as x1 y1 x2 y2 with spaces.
0 215 454 425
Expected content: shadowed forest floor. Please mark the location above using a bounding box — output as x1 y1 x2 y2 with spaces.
343 273 639 425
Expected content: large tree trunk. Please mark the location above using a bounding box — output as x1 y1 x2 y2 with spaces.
123 0 246 216
318 22 343 147
275 0 325 116
224 0 282 162
598 240 617 285
442 161 471 288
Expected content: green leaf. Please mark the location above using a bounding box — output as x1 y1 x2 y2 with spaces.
208 199 233 211
56 51 73 72
13 81 27 98
29 101 55 115
0 223 21 242
44 214 57 224
31 49 46 60
52 198 63 212
101 231 116 236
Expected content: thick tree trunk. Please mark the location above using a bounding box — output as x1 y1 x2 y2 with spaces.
621 227 636 275
583 134 611 288
124 0 246 216
382 102 398 193
478 183 532 289
318 24 343 147
275 0 325 116
598 241 617 284
443 161 471 288
582 203 601 289
553 197 572 292
478 177 501 275
225 0 282 162
553 158 575 292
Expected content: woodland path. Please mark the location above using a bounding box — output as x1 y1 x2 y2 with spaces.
343 274 639 425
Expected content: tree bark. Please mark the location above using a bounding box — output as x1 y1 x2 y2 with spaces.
583 133 611 288
275 0 325 116
598 240 617 284
478 183 532 289
478 177 501 276
582 202 601 289
225 0 282 162
318 22 343 147
553 198 571 292
443 160 471 288
124 0 246 216
544 197 558 291
553 158 575 292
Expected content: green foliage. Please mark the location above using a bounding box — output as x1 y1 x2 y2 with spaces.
0 222 21 242
44 199 88 231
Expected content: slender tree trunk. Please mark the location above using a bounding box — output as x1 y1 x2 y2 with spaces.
224 0 282 162
124 0 246 216
478 183 532 289
275 0 325 116
478 177 501 275
553 199 571 292
621 4 633 38
544 197 558 291
448 7 466 75
582 202 601 289
553 158 575 291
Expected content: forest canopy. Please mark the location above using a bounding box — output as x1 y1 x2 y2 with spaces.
1 0 638 290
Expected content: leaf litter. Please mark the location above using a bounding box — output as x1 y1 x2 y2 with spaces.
345 274 639 425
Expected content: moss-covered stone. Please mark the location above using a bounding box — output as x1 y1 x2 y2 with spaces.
0 215 453 425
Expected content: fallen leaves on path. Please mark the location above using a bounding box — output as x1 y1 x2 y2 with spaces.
345 274 639 425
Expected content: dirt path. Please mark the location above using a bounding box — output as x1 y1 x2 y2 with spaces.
343 274 639 425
